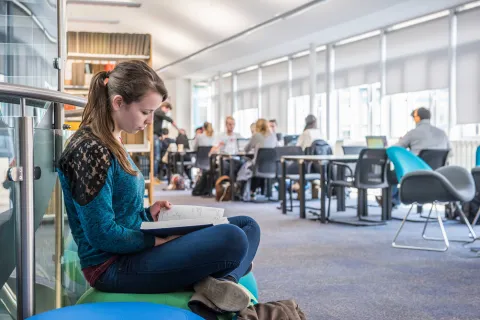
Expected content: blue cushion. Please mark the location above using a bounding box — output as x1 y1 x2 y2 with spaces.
386 146 432 182
27 302 203 320
238 272 258 300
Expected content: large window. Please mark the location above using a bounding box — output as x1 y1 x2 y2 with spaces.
287 94 326 135
233 108 258 138
192 85 210 130
337 84 376 140
389 89 448 139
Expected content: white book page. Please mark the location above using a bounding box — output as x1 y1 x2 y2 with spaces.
157 205 225 221
141 217 229 230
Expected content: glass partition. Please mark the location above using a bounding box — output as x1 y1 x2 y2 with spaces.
0 100 62 318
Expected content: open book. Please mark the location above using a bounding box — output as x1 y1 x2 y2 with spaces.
140 205 229 237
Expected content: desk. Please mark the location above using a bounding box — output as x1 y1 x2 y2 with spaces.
281 155 359 223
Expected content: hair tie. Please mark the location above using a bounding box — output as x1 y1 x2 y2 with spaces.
104 71 110 86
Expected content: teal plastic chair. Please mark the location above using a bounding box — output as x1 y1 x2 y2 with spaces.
387 147 477 252
476 146 480 167
386 146 432 182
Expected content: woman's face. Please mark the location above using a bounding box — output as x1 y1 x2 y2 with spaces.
112 91 163 134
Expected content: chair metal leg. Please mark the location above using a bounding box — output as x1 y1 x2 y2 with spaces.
472 206 480 227
392 204 449 252
422 203 477 242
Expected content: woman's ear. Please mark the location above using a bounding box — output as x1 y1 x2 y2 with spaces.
111 95 124 111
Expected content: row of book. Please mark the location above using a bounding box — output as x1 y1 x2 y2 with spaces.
67 61 115 86
67 32 151 56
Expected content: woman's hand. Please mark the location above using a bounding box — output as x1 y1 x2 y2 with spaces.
155 235 180 246
149 200 172 221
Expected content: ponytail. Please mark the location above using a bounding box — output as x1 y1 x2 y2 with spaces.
204 122 214 137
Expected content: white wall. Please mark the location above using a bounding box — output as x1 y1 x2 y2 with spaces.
164 78 193 137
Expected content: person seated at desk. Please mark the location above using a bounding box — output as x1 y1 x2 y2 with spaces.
211 116 243 176
176 128 190 151
175 129 193 180
192 122 215 152
395 107 450 155
297 114 323 151
378 107 451 208
212 116 242 155
269 119 283 146
244 119 278 199
244 119 278 155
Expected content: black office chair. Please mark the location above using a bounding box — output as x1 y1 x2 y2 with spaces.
250 148 277 201
195 146 212 171
275 146 303 177
416 149 450 214
418 149 450 170
327 148 389 226
194 146 213 196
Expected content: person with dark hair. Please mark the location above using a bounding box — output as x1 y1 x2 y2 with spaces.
297 114 322 151
268 119 283 145
195 126 204 137
395 107 450 155
377 107 451 208
56 61 260 313
153 101 178 179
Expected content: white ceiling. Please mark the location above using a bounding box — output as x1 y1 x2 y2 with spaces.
67 0 471 80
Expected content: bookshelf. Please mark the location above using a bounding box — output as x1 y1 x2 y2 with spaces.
64 31 155 205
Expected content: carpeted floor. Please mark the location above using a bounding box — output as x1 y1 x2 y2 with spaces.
157 188 480 320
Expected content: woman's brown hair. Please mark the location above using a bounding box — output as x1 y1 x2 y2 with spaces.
80 60 168 175
255 119 270 136
203 122 214 137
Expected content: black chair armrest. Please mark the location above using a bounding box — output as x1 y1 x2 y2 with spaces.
328 161 354 177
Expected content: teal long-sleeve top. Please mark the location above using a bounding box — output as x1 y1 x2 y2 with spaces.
57 126 155 269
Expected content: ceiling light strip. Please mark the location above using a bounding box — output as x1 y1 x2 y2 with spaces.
67 0 141 7
155 0 327 72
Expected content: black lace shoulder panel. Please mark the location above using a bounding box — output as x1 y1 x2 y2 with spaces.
58 128 113 206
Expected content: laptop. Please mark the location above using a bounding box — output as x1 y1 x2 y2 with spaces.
365 136 388 149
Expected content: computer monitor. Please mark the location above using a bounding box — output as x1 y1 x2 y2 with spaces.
283 135 299 146
366 136 388 149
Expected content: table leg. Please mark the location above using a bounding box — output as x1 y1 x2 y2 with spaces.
382 186 392 220
180 153 185 175
336 165 346 212
282 160 287 214
299 160 306 219
320 162 327 223
357 189 369 217
230 158 235 201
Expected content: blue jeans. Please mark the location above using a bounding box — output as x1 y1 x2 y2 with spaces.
392 185 400 206
95 216 261 294
154 134 161 178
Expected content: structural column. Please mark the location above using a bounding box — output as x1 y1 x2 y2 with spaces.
309 43 317 116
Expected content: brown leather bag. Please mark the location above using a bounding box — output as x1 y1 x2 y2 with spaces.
215 175 232 202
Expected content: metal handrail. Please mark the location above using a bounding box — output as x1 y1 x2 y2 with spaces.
0 82 86 108
0 82 86 319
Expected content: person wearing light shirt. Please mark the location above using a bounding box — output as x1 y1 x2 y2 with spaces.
297 114 322 151
213 116 242 155
211 116 243 176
